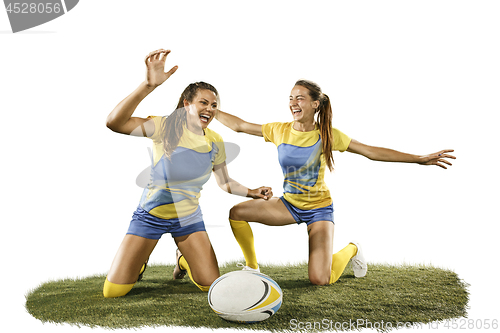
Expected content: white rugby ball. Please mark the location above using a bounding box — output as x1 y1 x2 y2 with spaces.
208 271 283 323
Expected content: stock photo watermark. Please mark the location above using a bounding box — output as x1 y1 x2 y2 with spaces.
3 0 79 33
289 318 499 331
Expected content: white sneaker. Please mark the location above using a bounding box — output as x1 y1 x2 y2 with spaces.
350 241 367 278
236 263 260 273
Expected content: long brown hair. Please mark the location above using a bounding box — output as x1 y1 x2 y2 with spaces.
294 79 334 171
161 82 218 158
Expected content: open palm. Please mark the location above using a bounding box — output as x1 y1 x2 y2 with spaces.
419 149 456 169
144 49 178 88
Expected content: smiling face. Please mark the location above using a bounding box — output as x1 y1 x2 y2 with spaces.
289 85 320 125
184 89 218 131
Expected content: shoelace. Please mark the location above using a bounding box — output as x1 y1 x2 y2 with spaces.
352 257 367 268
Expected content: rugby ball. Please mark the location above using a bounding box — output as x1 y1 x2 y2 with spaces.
208 271 283 323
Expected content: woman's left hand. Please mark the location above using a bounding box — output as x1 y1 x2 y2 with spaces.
248 187 273 200
418 149 456 169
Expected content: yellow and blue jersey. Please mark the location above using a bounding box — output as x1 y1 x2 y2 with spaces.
262 122 351 210
139 116 226 219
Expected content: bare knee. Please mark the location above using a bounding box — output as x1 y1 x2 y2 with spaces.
229 204 244 221
190 265 220 287
308 262 331 285
176 232 220 288
193 273 219 287
309 272 330 286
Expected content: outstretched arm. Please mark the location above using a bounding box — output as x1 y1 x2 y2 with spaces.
347 139 456 169
105 49 178 136
215 110 263 137
213 162 272 199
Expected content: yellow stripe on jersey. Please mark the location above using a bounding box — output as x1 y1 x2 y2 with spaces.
138 115 226 219
261 122 351 210
148 199 200 219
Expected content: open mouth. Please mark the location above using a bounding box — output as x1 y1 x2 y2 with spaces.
292 109 302 116
200 114 211 123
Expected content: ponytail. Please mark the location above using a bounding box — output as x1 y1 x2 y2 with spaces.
294 79 335 171
317 94 334 172
161 107 187 158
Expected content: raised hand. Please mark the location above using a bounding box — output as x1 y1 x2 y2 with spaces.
418 149 456 169
144 49 178 88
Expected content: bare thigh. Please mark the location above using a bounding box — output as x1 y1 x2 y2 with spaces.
307 221 334 285
106 234 158 284
174 231 219 287
229 197 296 226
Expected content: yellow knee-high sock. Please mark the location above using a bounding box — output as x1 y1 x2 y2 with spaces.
103 278 135 298
329 243 358 284
178 256 210 292
229 218 258 269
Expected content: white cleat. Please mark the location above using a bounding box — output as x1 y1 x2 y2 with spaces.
236 263 260 273
350 241 368 278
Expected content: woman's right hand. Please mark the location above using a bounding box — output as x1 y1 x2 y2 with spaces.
144 49 178 88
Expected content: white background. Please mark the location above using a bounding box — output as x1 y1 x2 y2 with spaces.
1 1 499 332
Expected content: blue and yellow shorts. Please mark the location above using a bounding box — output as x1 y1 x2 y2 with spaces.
280 196 334 226
126 205 206 239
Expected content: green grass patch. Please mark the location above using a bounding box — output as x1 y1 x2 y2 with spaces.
25 262 469 332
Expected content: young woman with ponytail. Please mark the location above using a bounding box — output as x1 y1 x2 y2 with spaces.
216 79 455 286
102 49 272 297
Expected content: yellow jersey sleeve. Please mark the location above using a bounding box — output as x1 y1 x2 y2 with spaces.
332 127 351 152
262 122 276 143
262 122 291 145
147 115 164 143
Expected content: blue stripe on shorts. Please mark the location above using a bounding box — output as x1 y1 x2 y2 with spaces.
126 205 206 239
279 196 334 226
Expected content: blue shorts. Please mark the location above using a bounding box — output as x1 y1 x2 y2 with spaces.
280 197 334 226
126 205 206 239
